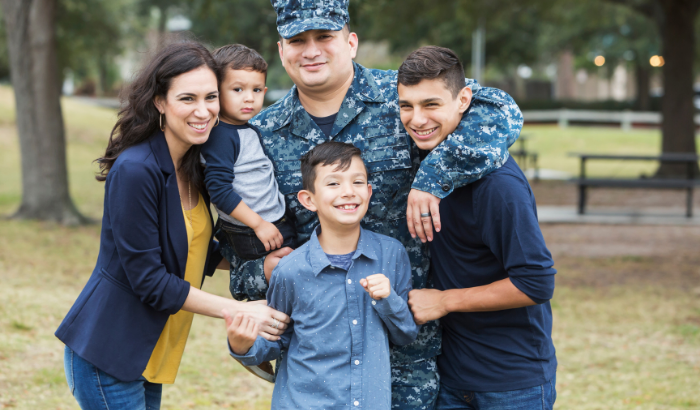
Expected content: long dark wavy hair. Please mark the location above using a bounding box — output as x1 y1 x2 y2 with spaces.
96 41 220 193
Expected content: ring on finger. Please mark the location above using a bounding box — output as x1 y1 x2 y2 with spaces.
420 212 431 218
272 318 279 329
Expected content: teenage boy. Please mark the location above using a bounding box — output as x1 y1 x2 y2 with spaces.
225 141 419 409
229 2 523 408
399 46 557 409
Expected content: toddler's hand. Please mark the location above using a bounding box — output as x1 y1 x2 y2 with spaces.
254 221 283 252
223 309 259 355
360 274 391 300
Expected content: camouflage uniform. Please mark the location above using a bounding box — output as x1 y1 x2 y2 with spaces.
219 61 523 409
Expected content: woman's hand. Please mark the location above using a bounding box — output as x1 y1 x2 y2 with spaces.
253 220 283 252
237 300 290 341
181 287 289 341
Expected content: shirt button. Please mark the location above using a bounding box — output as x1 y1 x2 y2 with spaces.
347 279 352 284
354 401 359 406
371 300 376 306
355 360 360 365
353 320 358 325
442 184 451 192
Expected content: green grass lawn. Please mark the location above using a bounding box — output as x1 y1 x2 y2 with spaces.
0 85 699 409
517 125 700 178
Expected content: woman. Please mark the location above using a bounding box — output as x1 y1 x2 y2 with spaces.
55 42 289 409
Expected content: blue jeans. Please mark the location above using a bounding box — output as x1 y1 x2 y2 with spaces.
436 377 556 410
64 345 162 410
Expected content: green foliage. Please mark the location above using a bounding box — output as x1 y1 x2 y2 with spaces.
185 0 292 88
539 0 661 72
56 0 134 94
351 0 559 72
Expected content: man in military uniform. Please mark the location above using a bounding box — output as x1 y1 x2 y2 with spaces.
221 1 524 408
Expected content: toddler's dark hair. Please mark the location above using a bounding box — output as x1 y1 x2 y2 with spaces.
300 142 365 193
212 44 268 82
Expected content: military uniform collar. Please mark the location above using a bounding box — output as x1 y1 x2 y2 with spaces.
272 62 386 135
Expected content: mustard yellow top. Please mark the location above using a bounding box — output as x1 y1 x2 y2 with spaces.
143 193 212 384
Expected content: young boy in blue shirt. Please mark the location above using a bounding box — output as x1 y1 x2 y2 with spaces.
399 46 557 409
224 142 419 409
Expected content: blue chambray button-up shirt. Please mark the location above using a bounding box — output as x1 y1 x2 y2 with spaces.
229 227 419 409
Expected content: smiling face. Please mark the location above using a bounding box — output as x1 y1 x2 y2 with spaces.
298 155 371 233
219 68 267 125
278 28 357 95
154 66 220 154
398 78 472 151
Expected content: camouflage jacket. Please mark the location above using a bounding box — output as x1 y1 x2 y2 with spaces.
227 62 523 363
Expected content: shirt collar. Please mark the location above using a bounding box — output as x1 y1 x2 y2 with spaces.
308 225 378 276
271 62 386 134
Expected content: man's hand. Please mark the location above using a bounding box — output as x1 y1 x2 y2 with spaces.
360 274 391 300
408 288 448 325
263 247 294 282
223 310 259 355
253 220 284 252
406 189 441 243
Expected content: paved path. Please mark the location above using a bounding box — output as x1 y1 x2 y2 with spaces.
538 205 700 225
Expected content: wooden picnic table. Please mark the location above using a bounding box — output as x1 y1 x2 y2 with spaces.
511 134 539 180
569 152 700 217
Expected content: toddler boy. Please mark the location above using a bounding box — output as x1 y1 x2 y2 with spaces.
224 142 419 410
201 44 297 264
399 46 557 409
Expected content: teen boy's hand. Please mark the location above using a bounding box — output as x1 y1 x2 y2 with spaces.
407 189 441 243
360 274 391 300
223 309 259 355
408 288 448 325
253 220 284 252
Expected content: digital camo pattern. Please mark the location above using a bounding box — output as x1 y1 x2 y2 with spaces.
227 61 522 405
391 357 439 410
272 0 349 39
414 79 523 198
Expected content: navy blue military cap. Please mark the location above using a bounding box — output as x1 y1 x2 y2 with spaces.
272 0 349 39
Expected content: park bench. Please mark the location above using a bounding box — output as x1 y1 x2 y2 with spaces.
570 153 700 217
511 134 539 180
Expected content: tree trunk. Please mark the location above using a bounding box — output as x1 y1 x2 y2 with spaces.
634 62 651 111
1 0 86 224
655 0 699 177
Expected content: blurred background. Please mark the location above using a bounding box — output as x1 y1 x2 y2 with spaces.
0 0 699 409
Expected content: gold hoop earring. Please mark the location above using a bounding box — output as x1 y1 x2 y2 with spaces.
215 116 220 127
159 113 165 131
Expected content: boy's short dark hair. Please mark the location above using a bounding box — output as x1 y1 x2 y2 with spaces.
300 141 365 193
212 44 268 82
398 46 466 98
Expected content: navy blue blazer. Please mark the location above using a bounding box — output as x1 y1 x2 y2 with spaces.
55 131 222 382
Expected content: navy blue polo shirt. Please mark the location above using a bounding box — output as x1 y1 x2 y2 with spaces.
429 157 557 392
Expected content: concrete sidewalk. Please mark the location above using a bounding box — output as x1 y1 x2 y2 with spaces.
537 205 700 225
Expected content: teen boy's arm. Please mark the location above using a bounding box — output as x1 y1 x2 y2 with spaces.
408 83 523 241
363 245 419 346
408 172 555 325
